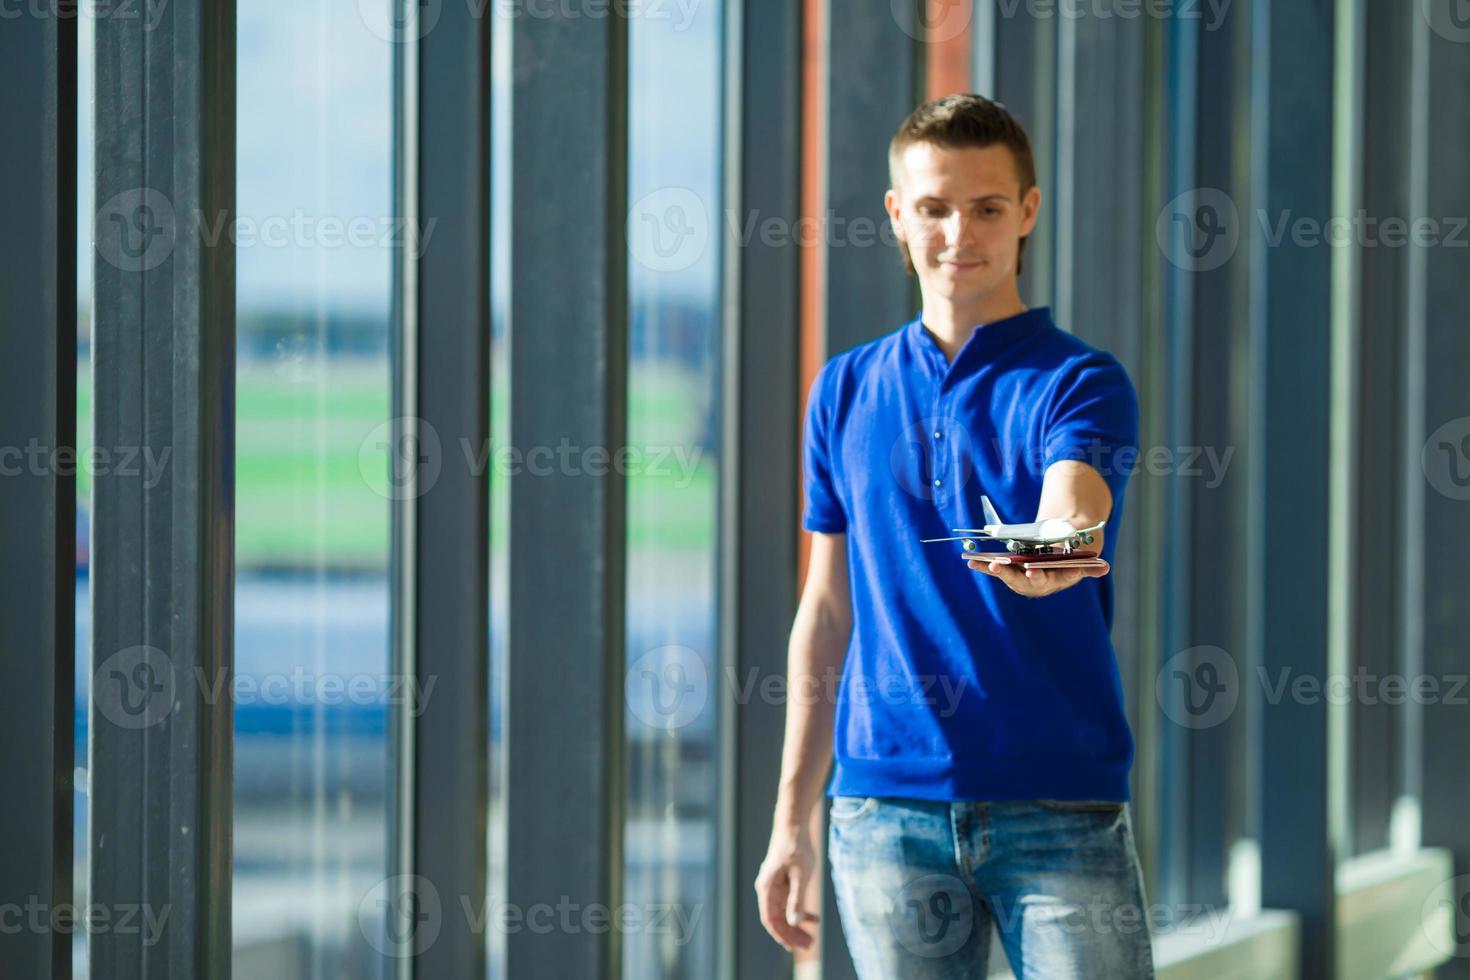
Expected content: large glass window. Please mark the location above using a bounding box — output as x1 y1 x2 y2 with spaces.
487 8 511 978
73 11 95 978
233 2 395 974
622 4 726 977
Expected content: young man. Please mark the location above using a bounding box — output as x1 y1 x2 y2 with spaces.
754 94 1154 977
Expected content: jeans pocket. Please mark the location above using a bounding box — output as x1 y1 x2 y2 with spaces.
829 795 878 823
1037 798 1125 813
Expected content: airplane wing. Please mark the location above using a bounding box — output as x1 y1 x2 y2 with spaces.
918 533 994 544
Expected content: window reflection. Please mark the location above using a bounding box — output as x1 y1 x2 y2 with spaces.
74 13 94 977
233 1 394 975
624 5 725 978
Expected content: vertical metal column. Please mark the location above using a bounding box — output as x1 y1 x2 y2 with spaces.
1416 3 1470 968
0 6 77 977
89 0 236 977
1060 2 1152 880
824 0 924 354
1349 0 1414 857
1251 0 1337 975
1152 6 1201 913
397 0 492 975
504 7 629 979
818 6 923 971
993 2 1056 306
726 1 804 978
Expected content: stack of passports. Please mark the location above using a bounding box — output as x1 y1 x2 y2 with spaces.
962 551 1108 570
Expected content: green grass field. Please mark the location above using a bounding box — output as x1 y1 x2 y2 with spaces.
77 359 717 570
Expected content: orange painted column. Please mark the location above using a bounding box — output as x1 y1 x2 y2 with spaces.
796 0 828 599
926 0 975 100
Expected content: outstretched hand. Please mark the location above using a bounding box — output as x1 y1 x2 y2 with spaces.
968 557 1110 598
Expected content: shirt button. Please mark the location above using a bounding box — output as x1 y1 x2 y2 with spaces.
933 430 943 440
933 478 943 488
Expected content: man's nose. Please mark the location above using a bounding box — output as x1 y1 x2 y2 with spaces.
943 211 978 246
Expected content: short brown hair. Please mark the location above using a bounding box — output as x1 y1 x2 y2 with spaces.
888 93 1038 276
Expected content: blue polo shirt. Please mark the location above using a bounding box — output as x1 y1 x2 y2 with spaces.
804 306 1140 802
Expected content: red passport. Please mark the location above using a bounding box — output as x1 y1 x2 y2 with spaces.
961 551 1108 571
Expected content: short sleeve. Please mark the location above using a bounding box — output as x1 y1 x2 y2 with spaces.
801 361 848 533
1041 354 1140 510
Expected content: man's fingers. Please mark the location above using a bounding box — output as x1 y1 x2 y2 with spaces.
967 559 1020 580
757 866 817 951
996 565 1037 591
1025 567 1083 586
786 865 817 930
969 559 1111 595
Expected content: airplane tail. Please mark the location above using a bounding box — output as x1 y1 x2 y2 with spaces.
981 495 1002 526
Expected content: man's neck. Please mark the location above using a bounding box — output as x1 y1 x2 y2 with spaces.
920 287 1029 363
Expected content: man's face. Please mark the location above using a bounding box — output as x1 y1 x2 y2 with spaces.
884 142 1041 303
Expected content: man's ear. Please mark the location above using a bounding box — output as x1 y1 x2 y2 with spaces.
884 187 906 245
1019 184 1042 238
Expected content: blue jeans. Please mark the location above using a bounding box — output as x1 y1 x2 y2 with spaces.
828 796 1156 979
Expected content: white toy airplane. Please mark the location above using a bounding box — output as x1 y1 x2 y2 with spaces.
920 495 1107 566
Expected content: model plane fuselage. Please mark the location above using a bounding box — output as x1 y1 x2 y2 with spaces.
919 496 1106 556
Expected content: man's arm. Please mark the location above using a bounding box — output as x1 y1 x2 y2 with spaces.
754 530 852 951
971 459 1114 597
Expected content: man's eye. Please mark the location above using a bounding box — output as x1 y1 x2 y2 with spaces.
919 206 946 218
982 207 1002 216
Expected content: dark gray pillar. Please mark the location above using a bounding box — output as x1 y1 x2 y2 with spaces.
394 1 492 976
0 6 77 977
819 6 922 971
993 0 1055 305
1417 2 1470 972
825 0 923 354
1251 0 1337 976
1351 0 1416 859
504 7 629 979
89 0 237 977
730 2 804 978
1060 3 1152 888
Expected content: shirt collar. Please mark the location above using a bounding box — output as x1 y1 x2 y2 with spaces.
906 305 1052 381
